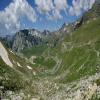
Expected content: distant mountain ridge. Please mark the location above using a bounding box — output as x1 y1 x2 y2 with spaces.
12 29 43 52
0 1 100 99
58 0 100 35
0 29 52 52
1 0 100 53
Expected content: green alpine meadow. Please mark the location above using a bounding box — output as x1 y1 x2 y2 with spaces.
0 0 100 100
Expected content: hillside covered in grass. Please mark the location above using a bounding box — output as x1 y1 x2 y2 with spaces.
0 0 100 100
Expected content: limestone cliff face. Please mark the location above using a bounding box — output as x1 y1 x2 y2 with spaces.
12 29 43 52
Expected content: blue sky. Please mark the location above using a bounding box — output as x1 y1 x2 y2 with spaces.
0 0 95 34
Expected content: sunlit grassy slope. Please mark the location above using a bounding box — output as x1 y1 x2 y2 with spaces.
0 43 37 94
55 18 100 83
0 57 24 91
29 18 100 83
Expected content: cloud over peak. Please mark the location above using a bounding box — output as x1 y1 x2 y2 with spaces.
0 0 36 34
35 0 95 19
69 0 95 16
35 0 54 13
35 0 68 20
0 0 96 34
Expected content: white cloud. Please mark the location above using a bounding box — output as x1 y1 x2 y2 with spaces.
51 0 68 20
48 9 63 20
54 0 68 11
0 0 36 34
35 0 68 20
69 0 95 16
35 0 54 14
0 0 96 34
35 0 95 20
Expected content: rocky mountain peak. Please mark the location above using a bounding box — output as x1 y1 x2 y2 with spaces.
12 29 43 52
42 30 51 36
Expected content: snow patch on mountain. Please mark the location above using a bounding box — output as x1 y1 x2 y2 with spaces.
27 65 32 70
17 62 22 67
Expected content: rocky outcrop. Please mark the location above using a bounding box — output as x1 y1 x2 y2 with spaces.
0 29 53 53
74 17 83 30
12 29 44 52
42 30 51 36
0 42 13 67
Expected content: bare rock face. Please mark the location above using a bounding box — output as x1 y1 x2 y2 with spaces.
74 17 84 30
12 29 43 52
0 42 13 67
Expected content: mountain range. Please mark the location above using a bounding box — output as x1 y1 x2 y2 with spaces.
0 0 100 100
